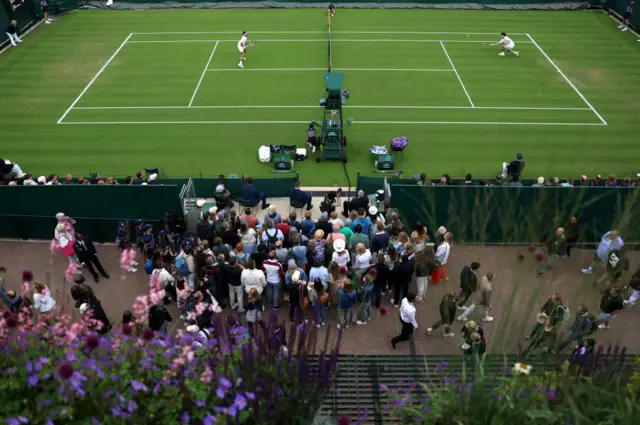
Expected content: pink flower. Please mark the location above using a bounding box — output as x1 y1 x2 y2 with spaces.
57 362 74 380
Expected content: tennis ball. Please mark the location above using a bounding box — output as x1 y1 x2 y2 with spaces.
467 34 470 37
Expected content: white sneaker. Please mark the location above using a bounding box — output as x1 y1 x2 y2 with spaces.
425 328 432 335
237 62 244 69
131 261 139 266
622 27 629 32
444 332 455 338
356 320 367 325
106 0 113 4
317 324 321 328
128 267 137 273
456 315 467 322
312 146 316 153
598 323 609 330
390 299 395 304
483 316 494 322
581 267 592 274
45 20 51 24
624 300 636 307
618 24 625 29
514 52 519 56
498 52 505 56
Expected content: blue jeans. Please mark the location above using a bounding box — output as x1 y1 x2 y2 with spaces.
267 282 281 309
315 301 326 324
243 243 257 255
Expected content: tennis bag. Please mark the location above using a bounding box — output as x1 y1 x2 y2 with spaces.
258 146 271 163
390 137 408 151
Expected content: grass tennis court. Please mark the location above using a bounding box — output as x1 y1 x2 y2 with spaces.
1 9 640 184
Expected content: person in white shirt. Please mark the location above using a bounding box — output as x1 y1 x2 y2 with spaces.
490 32 519 57
391 292 418 349
332 239 350 268
353 243 372 274
32 281 56 314
434 232 453 282
237 31 248 69
241 259 267 295
582 230 624 274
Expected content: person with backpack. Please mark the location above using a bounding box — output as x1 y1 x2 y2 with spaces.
426 291 458 338
176 245 196 289
356 271 376 325
262 220 284 249
558 304 597 352
309 230 326 267
597 287 624 330
457 262 481 313
308 277 329 327
287 270 309 323
336 281 357 330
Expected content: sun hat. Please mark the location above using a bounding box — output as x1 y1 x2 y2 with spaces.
55 212 65 221
196 199 206 208
149 174 157 182
368 206 378 216
215 184 224 193
37 176 46 184
186 324 200 333
314 229 325 240
333 239 346 253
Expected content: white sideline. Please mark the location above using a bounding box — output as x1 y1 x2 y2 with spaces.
131 31 526 35
205 68 454 72
440 41 474 108
126 39 527 44
526 33 607 126
72 105 592 111
59 121 605 126
57 33 133 124
189 41 219 107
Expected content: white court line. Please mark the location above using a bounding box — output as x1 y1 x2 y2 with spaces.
189 41 219 107
440 41 474 108
73 105 592 111
127 39 523 44
59 121 604 126
57 33 133 124
132 31 526 35
206 68 454 72
526 33 607 125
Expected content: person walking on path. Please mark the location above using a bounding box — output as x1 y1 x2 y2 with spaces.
457 272 494 323
581 230 624 275
433 232 452 284
415 244 437 302
74 231 110 283
557 304 596 352
337 281 357 330
457 262 481 316
537 227 566 277
426 292 458 338
526 293 566 341
391 292 418 349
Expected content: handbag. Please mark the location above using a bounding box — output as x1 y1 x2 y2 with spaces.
300 285 309 309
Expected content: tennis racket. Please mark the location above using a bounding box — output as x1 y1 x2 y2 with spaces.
247 40 256 47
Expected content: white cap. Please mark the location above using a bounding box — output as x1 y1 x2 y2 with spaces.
215 184 224 193
149 174 157 182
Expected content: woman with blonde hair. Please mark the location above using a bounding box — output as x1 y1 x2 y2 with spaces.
394 232 410 255
245 287 264 325
433 232 453 284
410 222 428 258
32 281 56 314
328 211 344 228
353 243 372 276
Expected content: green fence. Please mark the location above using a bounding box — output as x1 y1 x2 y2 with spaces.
0 185 182 242
390 185 640 244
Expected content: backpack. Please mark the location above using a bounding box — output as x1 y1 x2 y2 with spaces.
144 259 154 275
558 305 571 325
390 136 408 151
258 145 271 163
176 257 190 276
265 229 279 246
312 239 325 262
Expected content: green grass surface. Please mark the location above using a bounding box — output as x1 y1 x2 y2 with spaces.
1 9 639 184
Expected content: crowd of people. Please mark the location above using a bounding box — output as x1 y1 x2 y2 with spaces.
1 176 639 357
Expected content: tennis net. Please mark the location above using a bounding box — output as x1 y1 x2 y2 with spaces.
328 13 332 73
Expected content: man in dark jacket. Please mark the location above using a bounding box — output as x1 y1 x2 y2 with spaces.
0 273 23 313
426 291 458 338
597 287 623 330
391 253 415 307
241 177 269 209
197 216 213 247
148 303 172 334
564 216 580 258
502 152 525 179
342 190 368 217
289 180 313 211
526 293 564 340
457 262 480 311
558 304 596 352
74 232 109 283
537 227 567 277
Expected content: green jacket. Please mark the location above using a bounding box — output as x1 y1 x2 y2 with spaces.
569 313 595 340
540 299 563 327
537 327 558 353
546 235 567 256
439 295 457 324
416 255 437 278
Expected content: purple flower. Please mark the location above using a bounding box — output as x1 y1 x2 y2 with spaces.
379 384 388 391
203 415 217 425
27 375 38 387
227 405 237 417
219 377 232 389
233 394 247 410
153 383 161 394
216 387 225 399
65 352 78 363
196 399 206 408
422 407 431 413
17 419 28 425
245 392 255 400
127 400 138 412
26 361 34 374
6 419 19 425
130 380 148 392
92 418 100 425
180 412 190 424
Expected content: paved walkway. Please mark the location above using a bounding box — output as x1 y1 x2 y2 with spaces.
1 240 637 355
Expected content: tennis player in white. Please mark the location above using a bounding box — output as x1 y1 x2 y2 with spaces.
237 31 248 69
490 32 519 57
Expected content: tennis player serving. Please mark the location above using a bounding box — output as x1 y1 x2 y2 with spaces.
489 32 519 57
237 31 248 69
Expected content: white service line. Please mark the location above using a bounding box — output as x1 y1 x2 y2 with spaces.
57 33 133 124
189 41 219 107
440 41 474 108
72 105 592 111
526 33 607 125
59 121 605 126
206 68 454 72
131 31 526 35
127 39 524 44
